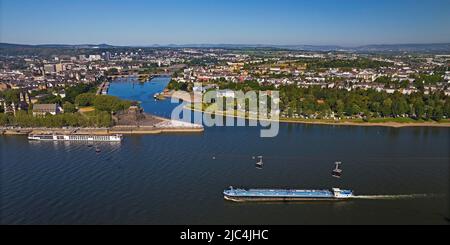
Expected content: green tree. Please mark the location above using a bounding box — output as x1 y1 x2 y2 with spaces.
93 95 131 113
433 106 444 121
382 98 393 117
399 80 409 89
362 109 372 122
65 83 98 103
444 99 450 118
424 106 433 120
63 102 77 113
414 99 425 118
0 113 9 125
392 96 408 116
335 99 345 116
351 104 361 115
38 94 62 104
75 93 96 107
3 89 20 104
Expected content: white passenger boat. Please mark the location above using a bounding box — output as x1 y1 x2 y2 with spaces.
28 134 123 142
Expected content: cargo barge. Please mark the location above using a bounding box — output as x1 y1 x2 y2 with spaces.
28 134 123 142
223 187 354 202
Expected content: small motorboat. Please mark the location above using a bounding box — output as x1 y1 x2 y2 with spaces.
255 156 263 169
95 146 101 153
332 161 342 178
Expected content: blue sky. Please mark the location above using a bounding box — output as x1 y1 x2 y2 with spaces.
1 0 449 46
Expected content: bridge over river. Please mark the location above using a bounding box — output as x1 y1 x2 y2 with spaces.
107 73 171 79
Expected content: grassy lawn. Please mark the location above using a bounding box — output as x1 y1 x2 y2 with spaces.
367 117 449 124
367 117 423 123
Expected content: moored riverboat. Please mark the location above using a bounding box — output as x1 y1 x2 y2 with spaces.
28 134 123 142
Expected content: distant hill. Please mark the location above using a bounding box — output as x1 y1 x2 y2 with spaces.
1 42 449 53
353 43 450 53
146 43 450 52
263 43 450 52
0 43 116 49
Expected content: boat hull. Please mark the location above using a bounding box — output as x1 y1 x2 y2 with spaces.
224 195 347 202
223 188 354 202
28 134 123 142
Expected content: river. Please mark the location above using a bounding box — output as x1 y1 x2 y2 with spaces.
1 77 449 224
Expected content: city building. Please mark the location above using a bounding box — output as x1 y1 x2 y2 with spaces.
32 104 62 116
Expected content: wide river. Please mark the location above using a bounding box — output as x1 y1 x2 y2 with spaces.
1 77 449 224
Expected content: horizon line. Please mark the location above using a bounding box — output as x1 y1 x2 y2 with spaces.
2 41 450 48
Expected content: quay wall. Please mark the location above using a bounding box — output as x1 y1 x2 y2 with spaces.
0 126 204 136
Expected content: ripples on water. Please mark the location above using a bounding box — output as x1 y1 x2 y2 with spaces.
1 77 449 224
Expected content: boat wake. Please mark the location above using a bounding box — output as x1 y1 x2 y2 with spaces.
350 193 441 200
